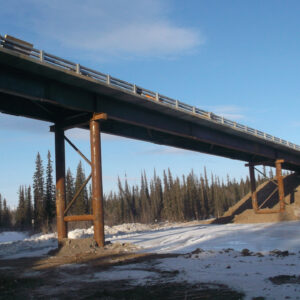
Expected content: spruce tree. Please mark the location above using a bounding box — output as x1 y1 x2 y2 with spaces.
73 161 88 214
2 199 11 228
0 194 2 227
150 170 163 222
45 151 55 229
140 172 151 223
16 186 26 229
66 168 75 209
25 186 33 228
33 152 44 230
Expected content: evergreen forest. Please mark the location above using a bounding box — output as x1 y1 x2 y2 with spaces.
0 151 278 232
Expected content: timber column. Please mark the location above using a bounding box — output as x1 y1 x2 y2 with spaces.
55 125 67 242
275 159 285 212
90 117 105 247
249 164 258 211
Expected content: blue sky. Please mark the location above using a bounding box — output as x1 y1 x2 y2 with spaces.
1 0 300 207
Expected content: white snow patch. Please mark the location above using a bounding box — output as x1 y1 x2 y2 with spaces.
110 221 300 253
58 263 87 269
22 270 42 278
87 269 159 284
156 251 300 300
0 231 28 243
2 221 300 259
1 221 300 299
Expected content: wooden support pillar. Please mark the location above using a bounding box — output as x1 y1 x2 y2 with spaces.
55 125 67 242
249 164 258 211
275 159 285 212
90 118 105 247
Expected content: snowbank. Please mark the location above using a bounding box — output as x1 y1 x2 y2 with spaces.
1 221 300 299
1 220 300 258
0 231 28 243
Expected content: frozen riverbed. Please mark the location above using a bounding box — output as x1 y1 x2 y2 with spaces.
1 221 300 258
1 221 300 299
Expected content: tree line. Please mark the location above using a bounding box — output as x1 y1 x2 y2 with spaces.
12 151 91 232
1 150 282 232
0 193 11 229
104 168 271 225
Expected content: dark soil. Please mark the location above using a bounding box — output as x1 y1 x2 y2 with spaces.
0 242 245 300
88 281 244 300
0 275 42 300
269 275 300 285
0 273 244 300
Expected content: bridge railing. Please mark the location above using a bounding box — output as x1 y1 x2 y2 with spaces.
1 34 300 152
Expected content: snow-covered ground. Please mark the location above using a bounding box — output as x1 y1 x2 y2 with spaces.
1 221 300 299
0 231 28 243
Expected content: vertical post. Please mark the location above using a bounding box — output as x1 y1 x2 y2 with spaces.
90 118 105 247
55 125 67 243
275 159 285 212
249 164 258 211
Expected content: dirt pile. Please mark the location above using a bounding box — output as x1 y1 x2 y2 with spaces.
49 238 139 257
214 172 300 224
234 203 300 223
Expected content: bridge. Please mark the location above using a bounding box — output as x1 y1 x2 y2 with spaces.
1 35 299 246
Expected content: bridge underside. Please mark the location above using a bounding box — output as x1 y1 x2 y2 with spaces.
1 88 300 172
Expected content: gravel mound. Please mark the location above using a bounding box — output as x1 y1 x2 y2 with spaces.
49 238 139 257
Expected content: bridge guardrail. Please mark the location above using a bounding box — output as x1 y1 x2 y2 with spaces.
1 34 299 152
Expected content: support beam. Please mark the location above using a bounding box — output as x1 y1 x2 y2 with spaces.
249 164 258 211
64 173 92 215
247 159 286 214
55 125 67 242
90 117 105 247
64 215 94 222
275 159 285 212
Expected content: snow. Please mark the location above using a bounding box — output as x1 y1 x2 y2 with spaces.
0 231 28 243
88 269 159 284
109 221 300 253
1 221 300 258
1 221 300 299
155 251 300 300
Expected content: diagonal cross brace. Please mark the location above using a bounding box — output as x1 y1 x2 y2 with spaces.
64 173 92 215
63 135 92 215
64 135 91 166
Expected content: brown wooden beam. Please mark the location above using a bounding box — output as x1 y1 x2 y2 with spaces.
55 125 67 241
249 164 258 211
276 159 285 212
90 118 105 247
64 215 94 222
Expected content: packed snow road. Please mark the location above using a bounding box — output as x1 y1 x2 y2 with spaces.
1 221 300 300
1 221 300 259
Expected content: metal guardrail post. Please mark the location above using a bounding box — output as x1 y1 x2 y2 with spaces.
155 92 159 101
76 64 81 74
40 50 44 62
